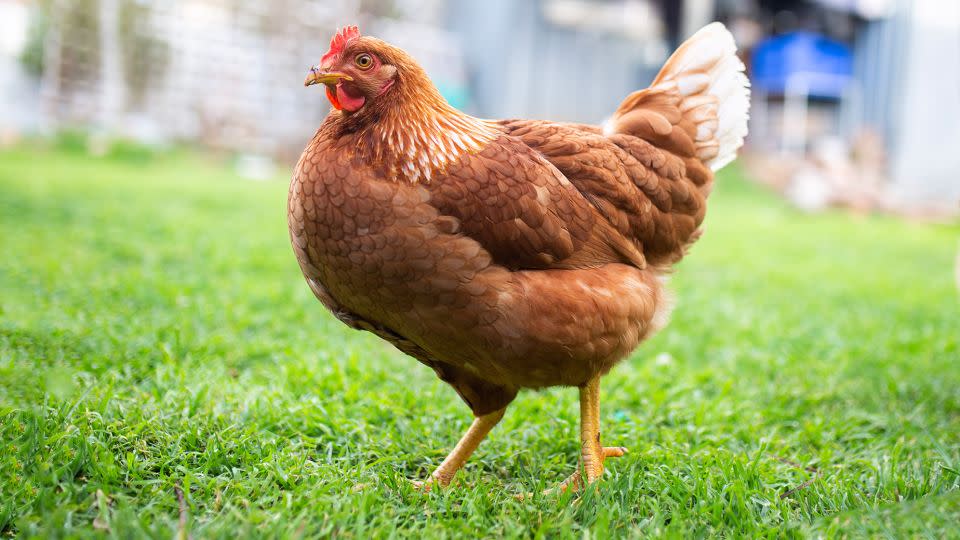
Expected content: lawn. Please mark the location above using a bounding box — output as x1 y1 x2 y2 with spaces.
1 142 958 538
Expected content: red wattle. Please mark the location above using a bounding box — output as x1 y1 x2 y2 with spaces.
325 86 342 110
335 84 366 112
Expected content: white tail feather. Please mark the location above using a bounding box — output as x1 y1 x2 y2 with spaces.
654 22 751 171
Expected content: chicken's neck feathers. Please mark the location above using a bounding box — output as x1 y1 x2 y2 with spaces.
369 99 500 183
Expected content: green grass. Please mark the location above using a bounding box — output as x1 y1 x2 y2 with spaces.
1 143 958 538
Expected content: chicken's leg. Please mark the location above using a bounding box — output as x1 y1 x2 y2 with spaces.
556 375 627 492
413 407 505 490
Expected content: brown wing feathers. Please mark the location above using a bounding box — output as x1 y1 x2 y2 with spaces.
501 119 706 267
424 134 646 270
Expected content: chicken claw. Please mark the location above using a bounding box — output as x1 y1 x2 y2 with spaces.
552 446 629 494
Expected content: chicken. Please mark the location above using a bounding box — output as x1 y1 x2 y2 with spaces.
289 23 750 491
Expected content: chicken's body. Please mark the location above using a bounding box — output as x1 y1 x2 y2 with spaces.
289 23 749 490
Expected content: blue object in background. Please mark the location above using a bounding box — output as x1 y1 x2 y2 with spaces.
751 32 854 99
436 82 470 110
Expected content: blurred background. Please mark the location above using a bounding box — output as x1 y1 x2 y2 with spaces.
1 0 958 216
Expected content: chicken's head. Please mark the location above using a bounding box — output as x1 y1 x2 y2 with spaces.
305 26 403 114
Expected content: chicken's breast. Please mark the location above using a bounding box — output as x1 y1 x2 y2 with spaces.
288 130 670 414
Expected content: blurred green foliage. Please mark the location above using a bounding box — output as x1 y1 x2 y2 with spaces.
118 0 169 107
17 0 169 105
18 7 47 76
46 130 159 163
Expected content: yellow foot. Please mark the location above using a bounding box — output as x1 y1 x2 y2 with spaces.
552 446 628 494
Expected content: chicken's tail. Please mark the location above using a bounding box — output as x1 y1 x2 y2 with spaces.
605 22 750 172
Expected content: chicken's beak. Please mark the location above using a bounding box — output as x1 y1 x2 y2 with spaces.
304 67 353 87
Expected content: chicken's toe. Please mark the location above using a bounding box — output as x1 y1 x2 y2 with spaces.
550 446 629 494
409 478 438 492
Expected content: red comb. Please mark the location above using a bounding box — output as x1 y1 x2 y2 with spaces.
320 25 361 66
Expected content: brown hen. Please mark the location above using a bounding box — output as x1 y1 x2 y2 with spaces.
289 23 750 491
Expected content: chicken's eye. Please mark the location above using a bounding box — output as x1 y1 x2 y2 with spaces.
355 53 373 70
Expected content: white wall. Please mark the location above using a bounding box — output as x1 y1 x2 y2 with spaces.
890 0 960 203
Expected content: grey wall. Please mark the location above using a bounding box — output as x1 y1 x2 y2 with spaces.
446 0 660 123
888 1 960 202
